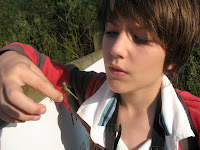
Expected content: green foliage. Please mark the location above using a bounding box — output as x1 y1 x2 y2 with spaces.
176 42 200 97
0 0 199 97
0 0 97 62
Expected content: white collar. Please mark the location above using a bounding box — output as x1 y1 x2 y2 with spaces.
77 75 195 149
161 76 195 149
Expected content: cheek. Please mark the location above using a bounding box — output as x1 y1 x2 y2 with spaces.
154 49 166 70
102 39 110 62
131 47 166 75
102 36 108 50
102 49 108 65
102 35 116 53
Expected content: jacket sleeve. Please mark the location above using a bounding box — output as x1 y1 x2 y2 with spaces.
67 67 106 112
0 42 106 111
176 89 200 147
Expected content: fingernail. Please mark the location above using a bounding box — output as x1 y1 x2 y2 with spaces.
40 108 46 114
33 115 40 121
59 96 63 102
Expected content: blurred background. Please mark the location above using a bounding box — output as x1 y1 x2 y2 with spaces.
0 0 199 97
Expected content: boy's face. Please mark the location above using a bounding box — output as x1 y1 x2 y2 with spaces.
102 17 166 95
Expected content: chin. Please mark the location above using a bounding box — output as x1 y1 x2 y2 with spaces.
107 79 128 94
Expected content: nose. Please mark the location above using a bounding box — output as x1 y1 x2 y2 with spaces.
109 32 129 59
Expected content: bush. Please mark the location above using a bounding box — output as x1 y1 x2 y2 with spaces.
0 0 98 62
176 42 200 97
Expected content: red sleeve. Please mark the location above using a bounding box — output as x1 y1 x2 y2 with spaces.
42 58 71 108
3 42 38 66
176 89 200 147
2 42 71 108
41 57 70 91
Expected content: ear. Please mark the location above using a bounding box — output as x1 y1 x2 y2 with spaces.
167 64 173 70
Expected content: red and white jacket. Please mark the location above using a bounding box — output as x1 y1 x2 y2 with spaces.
1 42 200 150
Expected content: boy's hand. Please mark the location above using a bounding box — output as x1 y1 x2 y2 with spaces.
0 51 63 123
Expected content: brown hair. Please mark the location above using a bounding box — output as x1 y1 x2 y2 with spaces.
97 0 199 80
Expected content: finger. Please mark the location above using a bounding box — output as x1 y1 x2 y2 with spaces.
0 97 42 122
3 82 46 116
29 62 50 82
19 65 63 102
0 89 42 122
0 107 25 123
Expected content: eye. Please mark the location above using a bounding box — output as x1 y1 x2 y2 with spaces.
104 31 119 37
133 35 149 45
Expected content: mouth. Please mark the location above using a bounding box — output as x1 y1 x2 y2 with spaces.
108 65 128 77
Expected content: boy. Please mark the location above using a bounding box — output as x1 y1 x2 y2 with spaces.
0 0 199 149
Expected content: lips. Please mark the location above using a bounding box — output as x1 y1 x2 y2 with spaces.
108 65 128 77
